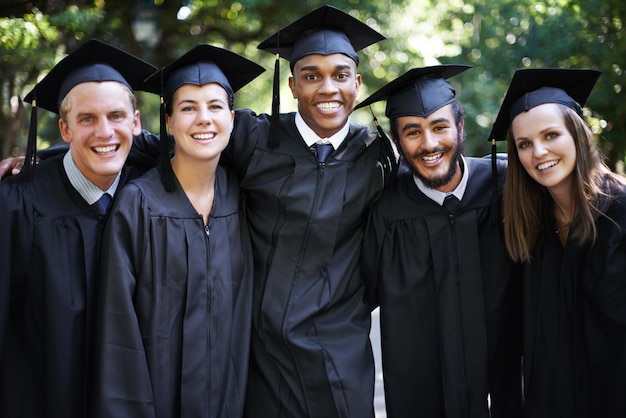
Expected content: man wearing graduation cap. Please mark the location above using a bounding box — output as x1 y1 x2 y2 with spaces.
0 39 156 418
358 66 523 418
218 5 396 418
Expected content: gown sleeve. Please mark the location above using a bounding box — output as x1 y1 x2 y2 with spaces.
92 183 155 418
220 108 269 174
361 203 387 310
126 129 161 169
593 202 626 329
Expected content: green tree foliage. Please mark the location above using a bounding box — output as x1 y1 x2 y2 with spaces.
450 0 625 167
0 5 105 158
0 12 59 158
1 0 625 173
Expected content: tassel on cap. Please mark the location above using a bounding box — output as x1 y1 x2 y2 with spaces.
490 138 499 225
159 94 176 192
369 106 398 178
11 97 38 184
269 53 280 149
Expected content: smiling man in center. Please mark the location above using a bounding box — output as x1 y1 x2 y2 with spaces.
359 66 523 418
223 5 396 418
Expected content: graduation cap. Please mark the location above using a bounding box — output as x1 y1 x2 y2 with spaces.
354 65 471 119
143 43 266 104
257 5 386 147
17 39 157 182
143 44 265 191
488 68 601 142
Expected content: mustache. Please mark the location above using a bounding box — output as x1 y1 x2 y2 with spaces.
411 147 452 159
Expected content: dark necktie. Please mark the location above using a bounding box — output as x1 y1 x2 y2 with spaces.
443 194 460 214
92 193 112 217
315 143 333 164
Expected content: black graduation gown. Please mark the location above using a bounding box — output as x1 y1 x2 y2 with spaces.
522 187 626 418
226 109 393 418
361 158 523 418
91 166 253 418
0 154 147 418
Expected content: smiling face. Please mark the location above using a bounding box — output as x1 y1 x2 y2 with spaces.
166 83 234 164
511 102 577 195
288 53 361 138
393 103 464 192
59 81 141 191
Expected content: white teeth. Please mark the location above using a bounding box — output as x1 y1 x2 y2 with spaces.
316 102 340 111
93 145 117 153
422 153 442 162
538 160 558 170
192 133 215 140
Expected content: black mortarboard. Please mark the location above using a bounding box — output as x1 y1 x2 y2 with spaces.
24 39 156 114
143 44 265 192
257 5 385 69
16 39 156 183
143 43 265 103
488 68 601 142
355 65 471 119
257 5 386 148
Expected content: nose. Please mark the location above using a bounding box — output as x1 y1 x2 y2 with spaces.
95 118 114 138
421 129 438 150
533 140 549 158
196 106 213 124
319 76 339 94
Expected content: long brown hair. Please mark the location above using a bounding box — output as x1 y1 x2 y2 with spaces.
503 105 623 262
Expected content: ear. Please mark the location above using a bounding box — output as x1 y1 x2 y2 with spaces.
457 119 465 143
132 109 142 136
59 118 72 144
354 73 362 94
288 76 297 99
165 113 172 135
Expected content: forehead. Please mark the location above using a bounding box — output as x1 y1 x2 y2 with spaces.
293 53 357 71
64 81 133 108
511 102 564 135
396 103 455 126
171 82 229 100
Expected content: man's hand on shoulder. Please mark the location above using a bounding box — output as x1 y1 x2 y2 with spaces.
0 156 25 179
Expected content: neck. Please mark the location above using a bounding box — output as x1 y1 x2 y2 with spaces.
548 184 573 225
170 155 218 194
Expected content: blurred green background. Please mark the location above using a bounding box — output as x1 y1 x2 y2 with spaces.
1 0 624 174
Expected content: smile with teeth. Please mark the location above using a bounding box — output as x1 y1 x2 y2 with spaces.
93 145 118 154
192 133 216 140
537 160 559 171
316 102 341 112
422 152 443 162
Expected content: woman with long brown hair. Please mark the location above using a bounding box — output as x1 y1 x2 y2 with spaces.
490 68 626 418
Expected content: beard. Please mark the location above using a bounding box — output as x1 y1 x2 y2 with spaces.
400 132 465 190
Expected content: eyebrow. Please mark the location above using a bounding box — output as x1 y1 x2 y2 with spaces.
400 117 451 132
176 98 227 106
400 122 422 133
75 108 127 118
515 124 564 142
298 64 353 72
